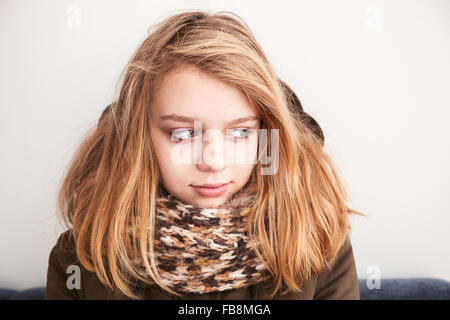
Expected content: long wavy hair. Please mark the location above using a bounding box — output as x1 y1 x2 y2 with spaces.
56 10 365 299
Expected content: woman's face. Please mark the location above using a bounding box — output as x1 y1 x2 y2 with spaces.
149 65 260 208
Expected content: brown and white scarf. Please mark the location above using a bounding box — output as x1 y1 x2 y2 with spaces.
133 186 272 294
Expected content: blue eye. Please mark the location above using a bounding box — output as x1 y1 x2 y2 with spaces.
169 128 253 143
229 128 253 139
170 129 198 142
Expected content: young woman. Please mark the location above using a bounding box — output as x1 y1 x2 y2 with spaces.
45 10 364 300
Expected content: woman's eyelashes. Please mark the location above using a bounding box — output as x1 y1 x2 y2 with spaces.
169 128 196 142
168 128 254 143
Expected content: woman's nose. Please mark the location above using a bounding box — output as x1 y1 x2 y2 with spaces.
195 129 227 172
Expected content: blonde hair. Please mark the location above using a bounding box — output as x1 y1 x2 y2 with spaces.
57 10 365 299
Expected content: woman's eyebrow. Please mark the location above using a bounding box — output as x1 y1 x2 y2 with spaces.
160 114 259 125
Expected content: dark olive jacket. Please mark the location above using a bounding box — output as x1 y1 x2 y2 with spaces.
45 230 360 300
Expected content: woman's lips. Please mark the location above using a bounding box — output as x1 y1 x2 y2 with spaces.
190 183 230 197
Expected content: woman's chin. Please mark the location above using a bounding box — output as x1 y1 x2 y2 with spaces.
189 196 228 209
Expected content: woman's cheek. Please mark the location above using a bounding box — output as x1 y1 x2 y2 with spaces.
168 142 196 165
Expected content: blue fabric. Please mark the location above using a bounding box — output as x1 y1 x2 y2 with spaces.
3 287 45 300
358 277 450 300
0 288 18 300
1 278 449 299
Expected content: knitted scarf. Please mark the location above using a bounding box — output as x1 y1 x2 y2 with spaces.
133 186 273 295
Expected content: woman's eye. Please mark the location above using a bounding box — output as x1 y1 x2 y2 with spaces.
170 129 197 142
169 128 252 143
229 128 252 139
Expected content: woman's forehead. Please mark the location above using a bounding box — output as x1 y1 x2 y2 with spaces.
151 66 258 124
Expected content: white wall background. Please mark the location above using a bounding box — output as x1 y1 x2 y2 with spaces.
1 0 449 290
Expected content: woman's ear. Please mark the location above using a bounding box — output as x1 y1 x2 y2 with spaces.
279 79 325 146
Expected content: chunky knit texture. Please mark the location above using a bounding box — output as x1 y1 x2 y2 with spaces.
133 186 273 294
